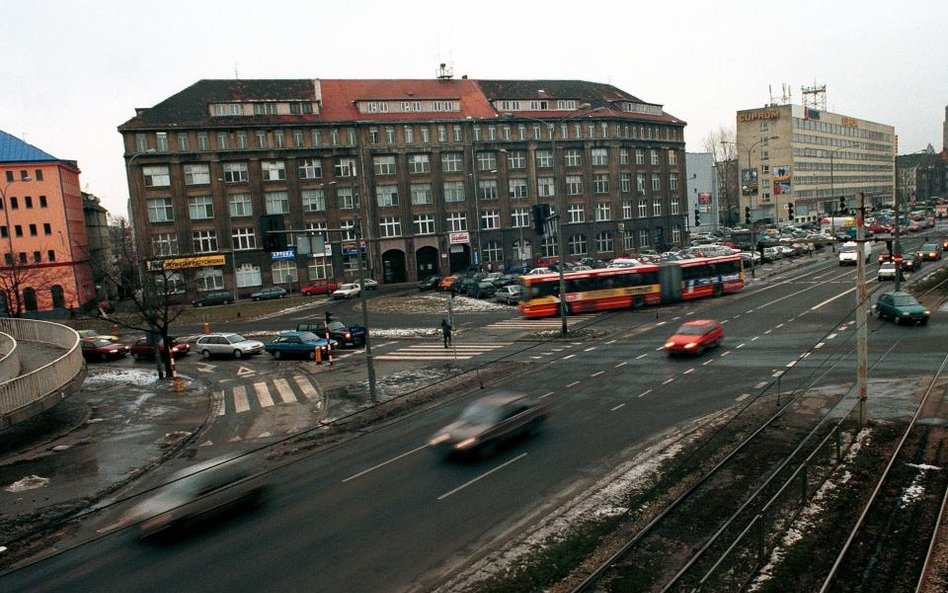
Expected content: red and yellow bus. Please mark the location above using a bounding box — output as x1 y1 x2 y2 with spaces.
517 255 744 318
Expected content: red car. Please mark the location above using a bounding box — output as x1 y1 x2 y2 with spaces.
81 338 130 362
301 279 339 296
129 337 190 360
664 319 724 356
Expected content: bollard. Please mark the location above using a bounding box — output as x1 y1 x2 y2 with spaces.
112 323 121 337
203 321 210 334
315 346 322 364
173 378 185 392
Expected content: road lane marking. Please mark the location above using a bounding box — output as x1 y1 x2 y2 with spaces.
736 393 750 402
253 382 275 408
590 370 605 378
584 347 597 352
615 361 628 368
438 453 527 500
736 343 746 349
755 381 769 389
539 391 554 399
611 403 626 411
721 350 731 356
567 380 580 388
233 385 250 413
342 444 428 482
751 336 760 341
764 329 772 334
786 360 797 368
662 377 675 385
702 359 714 365
294 375 319 400
811 286 856 310
273 378 296 403
562 354 576 360
637 353 649 359
212 390 225 416
683 368 695 375
606 339 617 345
638 389 652 398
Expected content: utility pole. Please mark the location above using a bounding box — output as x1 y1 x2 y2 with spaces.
855 192 868 426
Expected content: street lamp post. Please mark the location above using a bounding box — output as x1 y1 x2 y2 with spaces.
506 104 603 336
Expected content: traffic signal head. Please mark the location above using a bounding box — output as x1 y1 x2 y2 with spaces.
325 310 333 324
694 208 701 227
839 196 847 213
745 206 751 224
787 202 794 220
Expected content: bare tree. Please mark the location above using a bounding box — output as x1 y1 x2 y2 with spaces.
0 248 80 317
703 127 740 227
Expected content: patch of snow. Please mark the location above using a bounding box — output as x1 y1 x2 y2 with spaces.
83 367 161 387
5 474 50 492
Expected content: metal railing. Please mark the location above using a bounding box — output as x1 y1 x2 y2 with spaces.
0 319 84 427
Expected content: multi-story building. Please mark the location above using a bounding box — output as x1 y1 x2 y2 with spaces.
83 192 113 301
119 76 687 297
0 130 95 316
685 152 717 232
735 104 895 225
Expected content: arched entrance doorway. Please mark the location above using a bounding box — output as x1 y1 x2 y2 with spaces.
381 249 406 283
448 243 470 273
415 246 438 280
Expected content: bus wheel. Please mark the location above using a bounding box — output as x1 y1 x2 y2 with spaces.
632 296 645 309
713 284 723 297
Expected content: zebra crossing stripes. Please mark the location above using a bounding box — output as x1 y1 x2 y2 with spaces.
216 374 321 416
375 342 502 361
488 313 599 330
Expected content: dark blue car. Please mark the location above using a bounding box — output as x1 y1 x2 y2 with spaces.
295 320 366 348
264 331 337 360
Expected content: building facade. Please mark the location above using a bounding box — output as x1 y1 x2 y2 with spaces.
83 192 114 301
735 104 895 225
685 152 717 233
119 77 687 296
0 130 95 316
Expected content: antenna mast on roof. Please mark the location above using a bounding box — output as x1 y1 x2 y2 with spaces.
234 62 240 80
802 83 826 111
436 63 454 80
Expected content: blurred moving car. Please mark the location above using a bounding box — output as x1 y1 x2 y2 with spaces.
877 261 900 282
664 319 723 356
900 251 922 273
873 291 930 325
493 284 522 305
356 278 379 290
429 391 549 459
249 286 288 301
194 333 264 359
301 279 339 296
416 275 441 291
81 338 130 362
331 283 361 300
264 331 336 360
126 454 268 538
192 290 234 307
917 243 942 261
438 275 459 291
129 337 190 360
296 320 366 347
77 328 120 342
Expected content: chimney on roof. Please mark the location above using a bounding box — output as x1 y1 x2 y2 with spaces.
436 63 454 80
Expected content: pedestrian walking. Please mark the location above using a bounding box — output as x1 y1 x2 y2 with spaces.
440 319 452 348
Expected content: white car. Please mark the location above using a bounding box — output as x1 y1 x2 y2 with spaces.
493 285 522 305
332 283 361 299
194 333 264 359
355 278 379 290
877 262 899 282
526 267 554 275
838 241 869 266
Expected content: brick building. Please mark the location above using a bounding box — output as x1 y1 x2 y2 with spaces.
119 75 687 297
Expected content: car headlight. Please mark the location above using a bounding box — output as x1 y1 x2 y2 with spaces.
684 342 697 349
664 341 675 349
429 434 451 446
140 511 174 533
455 437 478 450
924 310 931 315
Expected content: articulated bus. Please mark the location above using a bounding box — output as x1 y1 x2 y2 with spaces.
517 254 744 319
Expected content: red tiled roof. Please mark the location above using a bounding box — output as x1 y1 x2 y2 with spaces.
317 79 498 121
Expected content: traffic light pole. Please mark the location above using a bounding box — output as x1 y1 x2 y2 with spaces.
855 193 868 426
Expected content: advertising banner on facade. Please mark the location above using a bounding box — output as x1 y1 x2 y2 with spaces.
146 255 225 272
449 231 470 245
741 168 758 196
773 165 792 195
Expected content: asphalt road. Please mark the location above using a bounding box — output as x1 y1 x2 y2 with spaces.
3 236 947 593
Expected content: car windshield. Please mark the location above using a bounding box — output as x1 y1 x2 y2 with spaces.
457 402 502 426
676 324 711 336
891 295 919 306
920 244 937 251
297 332 319 342
224 334 247 344
328 321 346 331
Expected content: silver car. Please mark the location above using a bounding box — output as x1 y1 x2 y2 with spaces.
493 285 521 305
195 333 264 359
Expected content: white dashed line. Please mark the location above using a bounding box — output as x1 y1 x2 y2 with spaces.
591 370 605 378
566 380 580 388
615 361 628 368
638 389 652 398
610 403 626 411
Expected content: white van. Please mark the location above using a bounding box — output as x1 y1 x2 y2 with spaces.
838 241 869 266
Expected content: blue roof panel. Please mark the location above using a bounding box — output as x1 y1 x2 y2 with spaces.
0 129 59 162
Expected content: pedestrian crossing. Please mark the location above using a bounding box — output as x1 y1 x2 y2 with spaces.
212 373 322 416
487 313 599 330
374 342 504 361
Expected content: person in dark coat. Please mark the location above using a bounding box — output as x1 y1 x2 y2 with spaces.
441 319 452 348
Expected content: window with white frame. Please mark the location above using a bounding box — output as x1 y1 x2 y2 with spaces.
404 126 414 144
135 133 148 153
476 151 497 171
198 132 209 151
298 158 322 179
568 234 587 256
481 209 500 230
386 126 395 144
441 152 462 172
621 173 632 193
188 196 214 220
183 164 210 185
595 231 614 253
335 157 356 177
596 202 612 221
229 193 252 217
147 197 174 223
232 227 256 250
151 232 178 257
437 125 447 142
670 197 680 215
265 191 289 214
477 179 498 201
143 166 170 188
177 133 190 152
373 155 396 176
638 229 649 248
507 150 526 169
256 131 268 148
652 198 662 216
338 187 359 210
541 234 558 257
637 173 646 193
668 149 677 165
638 199 648 217
483 240 503 263
566 175 583 195
413 214 436 235
538 177 554 198
379 216 402 238
622 200 633 219
340 219 357 241
446 212 467 231
261 161 286 181
591 148 608 166
635 149 644 165
408 154 430 174
593 173 609 194
624 230 635 252
376 185 398 208
192 230 218 253
669 172 678 191
650 149 659 166
302 189 326 212
410 183 433 205
223 162 249 183
443 181 465 203
217 132 229 150
196 267 224 291
509 178 528 199
272 260 298 284
651 173 661 191
236 131 248 149
671 225 682 246
512 207 528 228
156 131 169 151
236 263 262 288
568 203 585 223
564 149 583 167
620 148 630 165
293 130 304 147
536 149 553 168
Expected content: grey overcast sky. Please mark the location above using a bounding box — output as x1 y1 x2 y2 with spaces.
2 0 945 219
